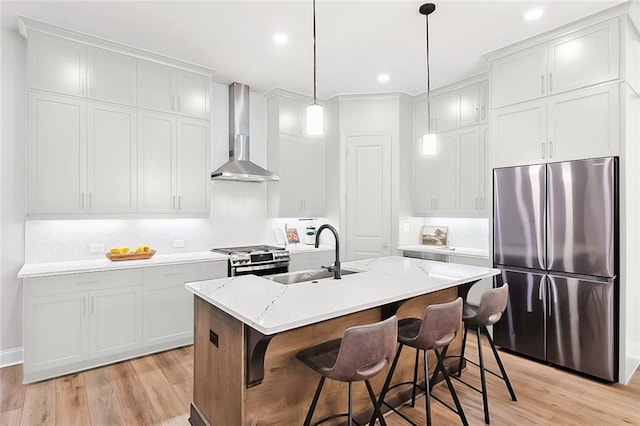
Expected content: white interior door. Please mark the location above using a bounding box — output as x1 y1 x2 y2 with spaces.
346 134 392 260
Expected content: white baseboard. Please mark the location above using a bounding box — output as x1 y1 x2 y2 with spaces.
0 347 24 368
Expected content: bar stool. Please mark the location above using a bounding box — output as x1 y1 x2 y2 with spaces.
296 315 398 426
456 284 517 424
374 298 468 426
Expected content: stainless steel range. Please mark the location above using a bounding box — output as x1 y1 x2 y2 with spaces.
211 245 290 277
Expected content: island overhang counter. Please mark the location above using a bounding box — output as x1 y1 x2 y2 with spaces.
185 255 500 425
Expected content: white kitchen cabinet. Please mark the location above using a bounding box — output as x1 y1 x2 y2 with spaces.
137 59 210 119
430 92 458 133
414 130 456 215
27 92 87 215
491 19 619 109
27 31 87 97
138 111 210 215
87 47 137 105
457 126 487 214
492 99 548 168
268 135 325 217
267 93 310 137
289 250 335 272
547 82 619 162
459 82 488 127
88 102 137 213
493 82 619 167
24 292 88 372
88 285 143 358
430 80 488 133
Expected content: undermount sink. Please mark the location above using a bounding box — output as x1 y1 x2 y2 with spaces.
265 268 360 285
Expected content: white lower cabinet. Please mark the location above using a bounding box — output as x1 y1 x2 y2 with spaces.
289 250 335 272
23 260 226 383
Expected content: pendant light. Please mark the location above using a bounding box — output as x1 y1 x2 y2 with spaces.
420 3 436 156
305 0 324 136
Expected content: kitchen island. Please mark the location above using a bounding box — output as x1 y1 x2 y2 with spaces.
185 256 500 425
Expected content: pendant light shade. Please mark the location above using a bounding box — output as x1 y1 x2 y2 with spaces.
306 0 324 136
420 3 436 156
306 103 324 136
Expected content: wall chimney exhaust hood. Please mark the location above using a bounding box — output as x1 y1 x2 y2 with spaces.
211 82 279 182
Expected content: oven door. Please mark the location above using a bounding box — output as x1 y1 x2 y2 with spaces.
230 261 289 277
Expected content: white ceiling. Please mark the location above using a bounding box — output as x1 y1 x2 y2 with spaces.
0 0 624 99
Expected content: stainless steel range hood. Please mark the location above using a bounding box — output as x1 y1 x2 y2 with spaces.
211 82 279 182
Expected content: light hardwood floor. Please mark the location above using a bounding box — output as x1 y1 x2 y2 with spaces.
1 336 639 426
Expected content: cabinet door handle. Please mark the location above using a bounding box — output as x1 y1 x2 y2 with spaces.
83 297 87 315
549 73 553 93
177 96 181 112
91 296 95 315
178 195 181 210
549 141 553 158
172 195 176 210
476 107 480 122
541 142 546 159
171 95 175 111
541 75 545 94
88 193 92 210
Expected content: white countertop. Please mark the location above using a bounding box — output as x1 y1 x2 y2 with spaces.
185 255 500 335
17 246 336 278
398 245 489 259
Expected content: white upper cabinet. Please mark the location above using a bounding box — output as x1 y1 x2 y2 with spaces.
138 111 210 215
457 126 487 214
429 80 488 133
491 19 619 109
27 31 87 97
87 47 137 105
414 130 456 215
87 103 137 213
27 92 87 215
267 94 309 137
548 20 619 95
493 82 619 167
137 60 210 119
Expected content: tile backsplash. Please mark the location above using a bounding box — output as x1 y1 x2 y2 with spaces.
422 217 489 250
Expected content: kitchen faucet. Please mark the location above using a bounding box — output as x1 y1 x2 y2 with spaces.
315 224 341 279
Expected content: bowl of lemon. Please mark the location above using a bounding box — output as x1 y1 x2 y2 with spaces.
106 245 155 261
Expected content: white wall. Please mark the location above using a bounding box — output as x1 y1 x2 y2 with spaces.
1 29 27 365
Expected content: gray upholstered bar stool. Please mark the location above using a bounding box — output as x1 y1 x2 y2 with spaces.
373 298 468 426
456 284 517 424
296 315 398 426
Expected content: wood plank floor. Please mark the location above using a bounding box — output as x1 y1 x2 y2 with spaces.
1 337 639 425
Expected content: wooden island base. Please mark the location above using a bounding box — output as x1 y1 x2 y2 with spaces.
190 286 463 425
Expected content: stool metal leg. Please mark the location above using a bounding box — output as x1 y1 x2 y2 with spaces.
423 350 432 426
434 349 469 426
304 376 326 426
411 348 420 407
476 327 490 424
457 326 469 377
483 326 517 402
369 343 403 426
348 382 353 426
364 379 387 426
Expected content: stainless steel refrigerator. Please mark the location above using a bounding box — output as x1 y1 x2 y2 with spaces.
493 157 618 382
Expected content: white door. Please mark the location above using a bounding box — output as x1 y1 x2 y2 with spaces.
24 293 88 370
89 286 142 358
27 92 87 215
137 59 175 113
491 44 547 108
176 118 210 214
87 47 137 105
432 131 457 214
431 92 457 133
492 99 548 167
138 111 176 213
458 84 481 127
176 70 210 119
457 127 483 213
548 82 619 162
87 103 137 213
346 134 392 260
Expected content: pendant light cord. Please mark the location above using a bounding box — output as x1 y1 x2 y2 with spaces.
425 11 431 133
313 0 317 105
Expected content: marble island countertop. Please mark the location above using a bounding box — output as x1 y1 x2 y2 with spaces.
185 255 500 335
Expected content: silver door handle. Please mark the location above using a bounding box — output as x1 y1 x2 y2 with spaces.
481 106 485 120
476 107 480 122
177 96 181 112
549 141 553 158
83 297 87 315
178 195 181 210
541 142 546 159
172 195 176 210
171 95 175 110
88 193 92 210
549 73 553 93
541 75 545 94
91 296 95 315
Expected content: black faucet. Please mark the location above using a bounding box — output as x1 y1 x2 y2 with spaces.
315 224 341 279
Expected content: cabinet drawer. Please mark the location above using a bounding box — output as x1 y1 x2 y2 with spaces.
143 264 201 289
24 269 143 298
198 261 228 280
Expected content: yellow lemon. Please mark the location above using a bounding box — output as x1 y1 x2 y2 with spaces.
120 247 130 254
110 248 120 254
135 246 144 253
143 245 150 252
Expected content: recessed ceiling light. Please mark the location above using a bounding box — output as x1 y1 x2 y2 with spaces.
272 33 288 45
524 8 544 21
377 73 390 83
